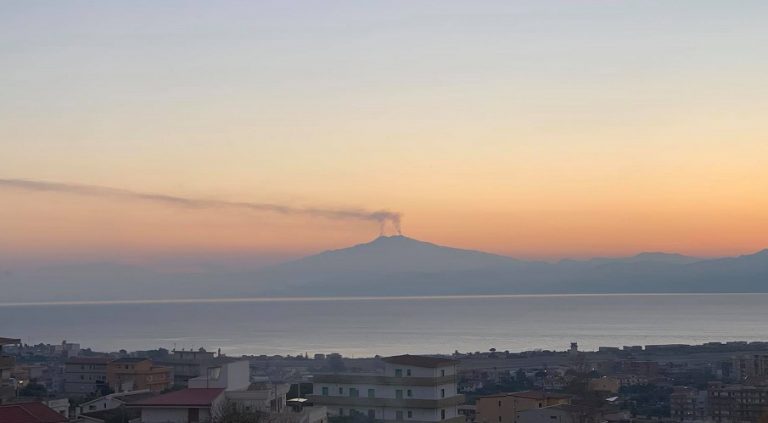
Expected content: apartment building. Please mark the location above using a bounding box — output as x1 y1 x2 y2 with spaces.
107 358 172 393
64 356 110 395
670 386 707 422
156 349 233 385
733 355 768 382
476 391 572 423
708 381 768 423
310 354 464 423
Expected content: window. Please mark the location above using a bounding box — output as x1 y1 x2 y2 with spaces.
406 369 412 376
368 389 375 398
368 410 376 419
407 389 412 397
350 388 359 398
498 417 502 422
498 401 502 407
538 403 542 408
395 369 403 377
441 409 446 420
408 411 413 418
441 370 446 377
322 387 329 396
396 411 404 420
339 409 344 416
441 388 445 398
396 389 403 399
339 387 344 395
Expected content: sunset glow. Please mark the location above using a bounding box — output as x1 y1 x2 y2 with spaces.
2 1 768 266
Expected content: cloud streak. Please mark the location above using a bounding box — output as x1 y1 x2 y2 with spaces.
0 178 402 234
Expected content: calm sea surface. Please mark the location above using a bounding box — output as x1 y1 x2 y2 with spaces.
1 294 767 357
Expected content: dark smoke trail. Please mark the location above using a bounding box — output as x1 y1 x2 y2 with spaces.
0 178 402 233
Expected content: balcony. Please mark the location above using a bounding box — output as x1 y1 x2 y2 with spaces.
307 394 465 409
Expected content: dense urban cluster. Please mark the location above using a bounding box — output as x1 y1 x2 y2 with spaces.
2 336 768 423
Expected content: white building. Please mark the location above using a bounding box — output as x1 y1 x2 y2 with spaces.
309 354 464 423
77 389 153 417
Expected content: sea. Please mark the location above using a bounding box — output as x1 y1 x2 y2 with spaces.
1 293 767 357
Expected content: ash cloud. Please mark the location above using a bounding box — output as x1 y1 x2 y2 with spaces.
0 178 402 234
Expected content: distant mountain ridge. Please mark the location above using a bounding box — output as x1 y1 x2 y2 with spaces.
2 236 767 302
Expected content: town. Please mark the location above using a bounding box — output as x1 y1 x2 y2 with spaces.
2 336 768 423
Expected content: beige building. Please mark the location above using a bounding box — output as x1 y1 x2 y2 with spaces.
475 391 572 423
107 358 172 393
587 377 620 394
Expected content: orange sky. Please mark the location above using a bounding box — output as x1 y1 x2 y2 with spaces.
2 1 768 264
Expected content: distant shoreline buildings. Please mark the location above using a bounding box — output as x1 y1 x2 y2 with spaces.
4 335 768 423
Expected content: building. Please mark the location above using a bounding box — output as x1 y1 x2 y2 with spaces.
40 399 70 420
277 398 328 423
476 391 572 423
458 404 477 423
708 381 768 423
618 361 659 377
1 337 21 404
310 354 464 423
189 360 290 413
156 349 233 386
0 402 68 423
130 387 226 423
77 389 155 415
129 360 291 423
63 357 110 395
733 355 768 382
52 340 81 358
517 404 627 423
107 358 172 392
587 375 647 394
670 386 707 422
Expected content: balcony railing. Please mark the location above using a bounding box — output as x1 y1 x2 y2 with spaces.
307 394 465 409
313 374 457 386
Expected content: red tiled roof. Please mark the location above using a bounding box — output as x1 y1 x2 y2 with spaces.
382 354 458 368
130 388 225 407
0 402 68 423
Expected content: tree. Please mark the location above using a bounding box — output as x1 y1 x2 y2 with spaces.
20 381 47 397
213 400 267 423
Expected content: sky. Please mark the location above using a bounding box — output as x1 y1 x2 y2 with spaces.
2 0 768 267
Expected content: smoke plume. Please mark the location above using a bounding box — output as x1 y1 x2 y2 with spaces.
0 178 402 234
